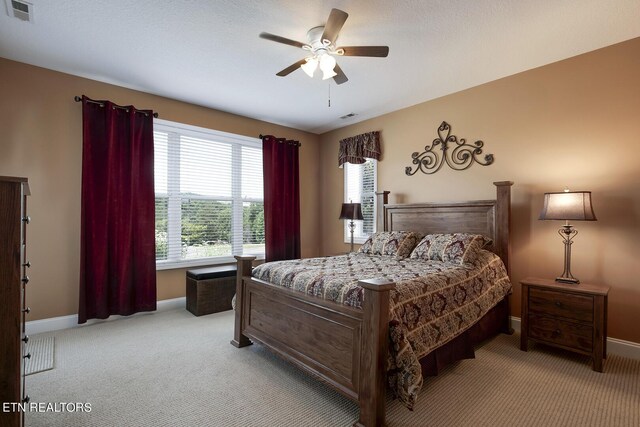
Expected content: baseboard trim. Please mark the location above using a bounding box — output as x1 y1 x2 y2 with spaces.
510 316 522 334
25 297 186 335
510 316 640 360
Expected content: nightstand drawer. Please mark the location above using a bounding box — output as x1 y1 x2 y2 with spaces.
529 288 593 322
528 314 593 353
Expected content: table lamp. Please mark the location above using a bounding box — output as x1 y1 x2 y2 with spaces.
539 190 597 284
339 202 364 253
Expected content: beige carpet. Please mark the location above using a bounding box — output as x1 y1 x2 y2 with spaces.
25 336 54 375
26 309 639 427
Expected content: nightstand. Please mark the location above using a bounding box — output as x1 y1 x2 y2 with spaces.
520 277 609 372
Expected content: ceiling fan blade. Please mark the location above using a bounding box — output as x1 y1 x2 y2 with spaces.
321 9 348 44
259 32 307 49
333 64 348 85
339 46 389 57
276 59 307 77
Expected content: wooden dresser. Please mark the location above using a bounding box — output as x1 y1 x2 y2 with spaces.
520 277 609 372
0 176 31 427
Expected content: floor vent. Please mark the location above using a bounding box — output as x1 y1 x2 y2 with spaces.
6 0 33 22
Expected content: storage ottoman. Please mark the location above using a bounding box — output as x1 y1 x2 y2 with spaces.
186 265 237 316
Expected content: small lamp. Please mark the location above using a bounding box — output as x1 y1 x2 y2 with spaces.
339 202 364 253
539 190 597 284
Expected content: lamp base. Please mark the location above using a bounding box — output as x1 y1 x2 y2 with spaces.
556 276 580 284
556 224 580 285
348 220 356 253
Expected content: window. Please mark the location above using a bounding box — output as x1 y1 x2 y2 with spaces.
344 159 377 244
154 119 264 269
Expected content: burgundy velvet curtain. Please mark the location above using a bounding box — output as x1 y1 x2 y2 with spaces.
262 135 301 262
79 96 157 324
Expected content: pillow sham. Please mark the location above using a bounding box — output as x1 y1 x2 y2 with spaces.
358 231 423 258
409 233 492 265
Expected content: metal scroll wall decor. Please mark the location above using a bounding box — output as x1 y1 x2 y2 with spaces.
405 121 494 176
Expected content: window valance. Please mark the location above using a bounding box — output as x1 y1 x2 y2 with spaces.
338 131 381 166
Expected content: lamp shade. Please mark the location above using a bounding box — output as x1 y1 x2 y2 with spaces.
301 57 318 77
320 54 337 80
539 191 597 221
321 68 338 80
339 203 364 220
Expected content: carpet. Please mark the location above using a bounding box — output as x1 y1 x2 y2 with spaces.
25 309 640 427
25 336 54 375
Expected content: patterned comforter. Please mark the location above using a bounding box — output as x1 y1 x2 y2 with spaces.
251 250 512 408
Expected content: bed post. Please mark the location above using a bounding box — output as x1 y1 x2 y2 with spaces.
231 255 256 348
375 191 390 232
355 278 396 427
493 181 513 275
493 181 514 335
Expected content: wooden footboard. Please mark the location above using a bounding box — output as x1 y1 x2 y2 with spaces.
231 255 394 426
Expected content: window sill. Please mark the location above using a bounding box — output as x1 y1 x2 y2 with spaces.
344 239 367 245
156 255 265 271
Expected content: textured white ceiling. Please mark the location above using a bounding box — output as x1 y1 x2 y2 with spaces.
1 0 639 134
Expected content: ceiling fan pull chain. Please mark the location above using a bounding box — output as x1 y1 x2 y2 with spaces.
328 83 331 108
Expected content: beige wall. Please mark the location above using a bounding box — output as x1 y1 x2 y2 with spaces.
2 37 639 343
319 38 640 343
0 59 321 321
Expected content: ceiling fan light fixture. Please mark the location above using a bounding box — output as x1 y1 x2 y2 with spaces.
301 57 318 77
319 54 337 80
322 68 337 80
319 54 336 71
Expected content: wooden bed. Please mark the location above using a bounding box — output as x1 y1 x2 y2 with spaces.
232 181 513 426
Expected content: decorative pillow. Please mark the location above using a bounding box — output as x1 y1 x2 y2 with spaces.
409 233 492 265
358 231 423 258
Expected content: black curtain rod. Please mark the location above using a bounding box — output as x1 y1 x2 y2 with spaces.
74 96 159 118
259 134 301 147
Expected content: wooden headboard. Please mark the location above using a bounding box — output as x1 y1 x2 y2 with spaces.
376 181 513 273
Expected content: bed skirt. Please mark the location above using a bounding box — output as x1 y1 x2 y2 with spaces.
419 297 509 377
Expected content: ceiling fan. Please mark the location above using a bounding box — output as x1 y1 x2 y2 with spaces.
259 8 389 85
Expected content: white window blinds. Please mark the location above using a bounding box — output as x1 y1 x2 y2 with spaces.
154 119 264 269
344 159 377 244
